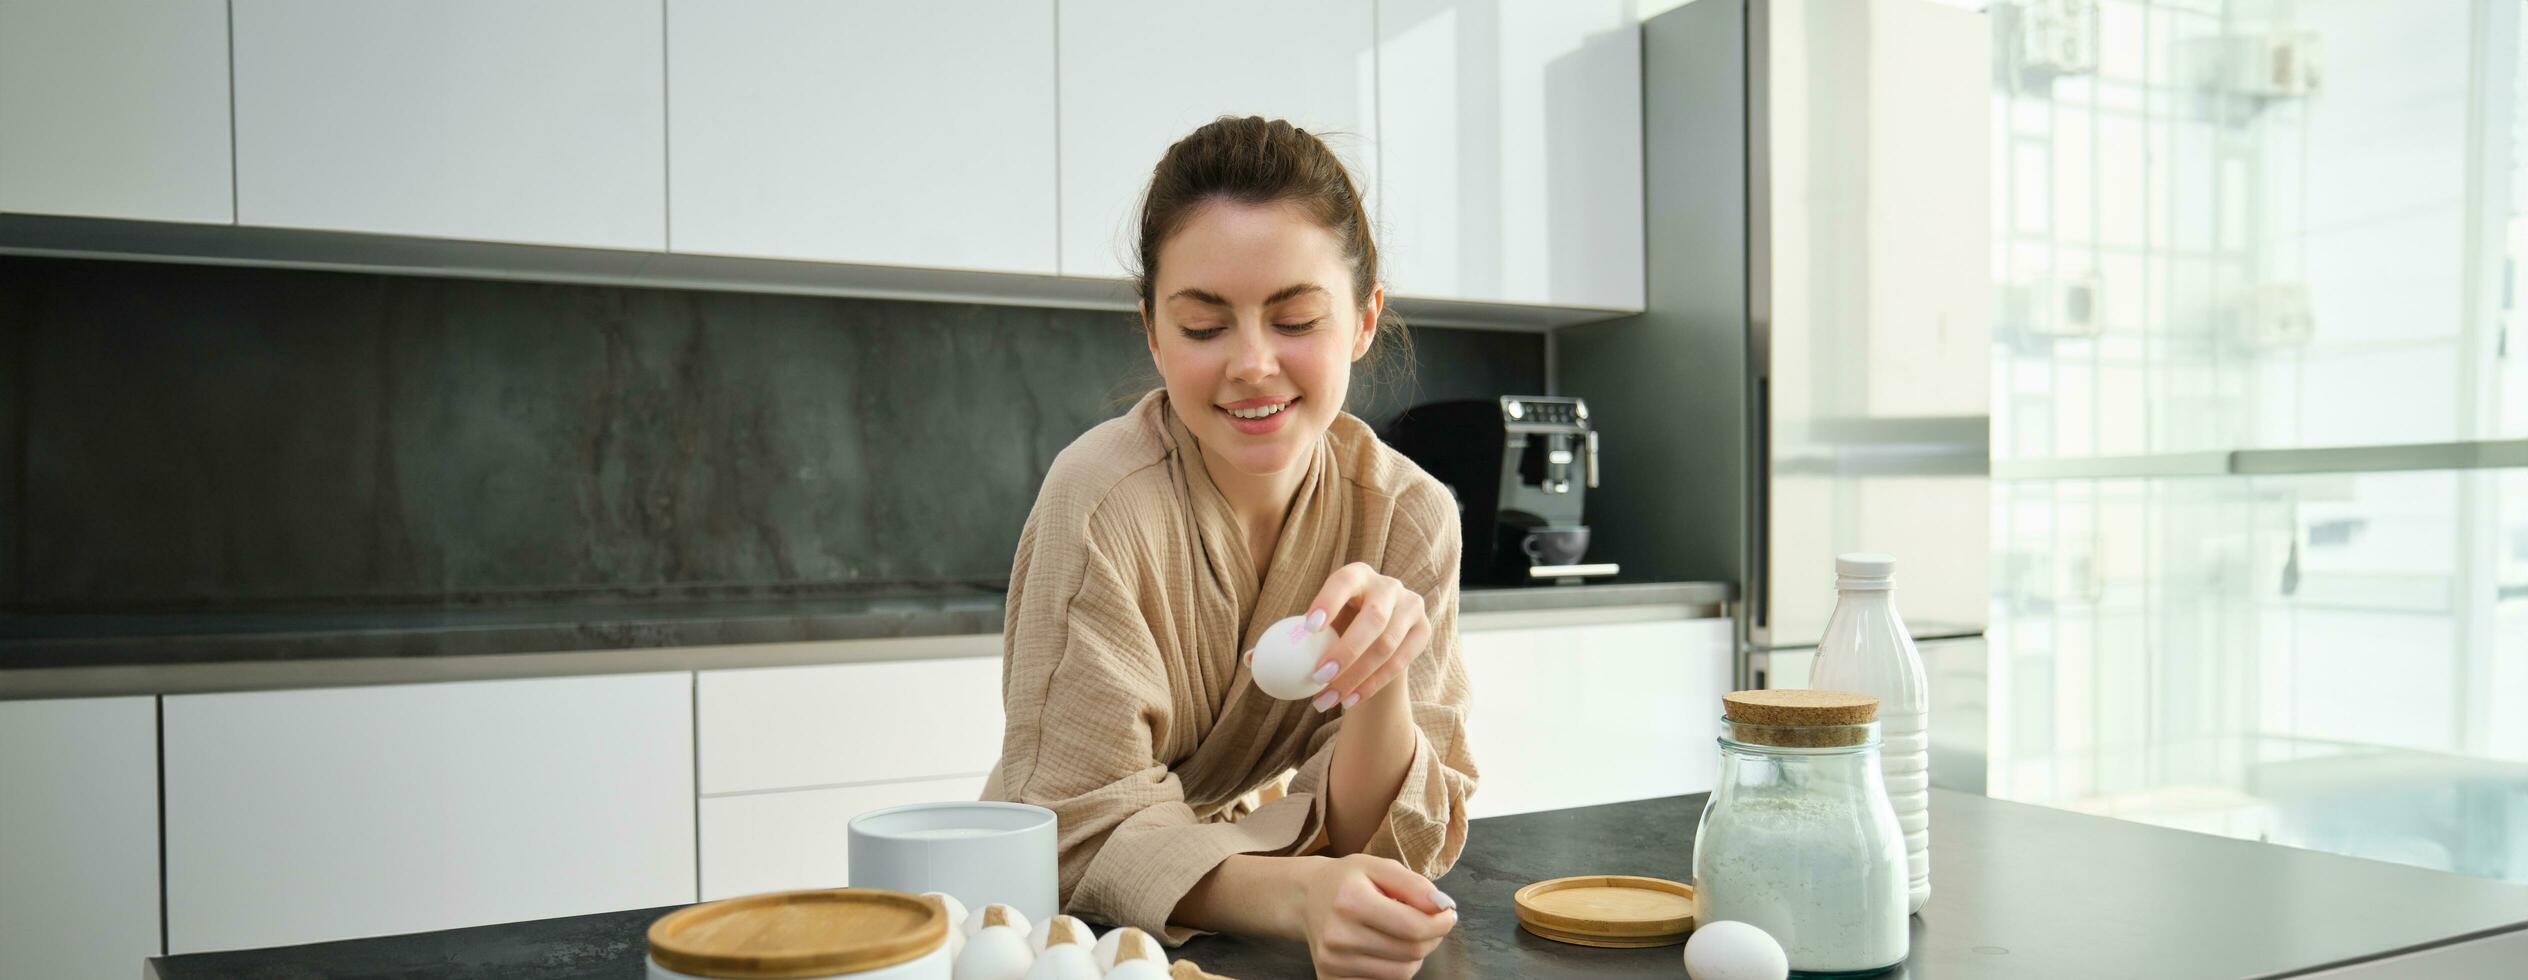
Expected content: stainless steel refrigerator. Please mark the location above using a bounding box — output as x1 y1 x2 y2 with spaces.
1561 0 1992 695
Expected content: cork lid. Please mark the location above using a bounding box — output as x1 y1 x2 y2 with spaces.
1720 690 1879 747
647 888 946 978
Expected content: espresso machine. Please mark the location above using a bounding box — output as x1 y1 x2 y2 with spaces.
1383 396 1616 586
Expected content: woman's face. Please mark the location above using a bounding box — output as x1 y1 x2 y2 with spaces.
1144 200 1381 479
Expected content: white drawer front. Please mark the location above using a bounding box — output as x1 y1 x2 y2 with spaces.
163 673 696 953
700 775 989 901
698 655 1004 795
0 697 161 978
1462 618 1732 819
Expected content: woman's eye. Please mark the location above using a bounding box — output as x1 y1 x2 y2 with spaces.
1180 326 1227 340
1275 319 1322 333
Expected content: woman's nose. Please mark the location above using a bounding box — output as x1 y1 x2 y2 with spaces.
1227 326 1278 382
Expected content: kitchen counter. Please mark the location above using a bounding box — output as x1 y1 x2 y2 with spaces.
0 581 1730 699
145 789 2528 979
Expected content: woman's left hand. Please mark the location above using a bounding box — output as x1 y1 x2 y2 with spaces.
1294 562 1430 713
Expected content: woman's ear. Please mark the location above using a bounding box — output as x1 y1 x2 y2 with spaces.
1352 283 1385 361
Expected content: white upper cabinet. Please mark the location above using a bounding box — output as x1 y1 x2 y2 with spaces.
1056 0 1378 281
2 2 1644 320
1377 0 1644 310
0 0 233 223
668 1 1058 275
230 0 666 249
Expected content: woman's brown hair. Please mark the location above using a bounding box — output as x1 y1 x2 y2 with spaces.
1130 115 1413 407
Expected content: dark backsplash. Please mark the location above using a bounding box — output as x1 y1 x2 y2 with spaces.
0 256 1542 612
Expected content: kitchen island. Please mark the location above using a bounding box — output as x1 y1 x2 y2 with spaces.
147 788 2528 979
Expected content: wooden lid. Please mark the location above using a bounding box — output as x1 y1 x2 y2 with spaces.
1721 689 1878 726
647 888 946 979
1511 875 1696 948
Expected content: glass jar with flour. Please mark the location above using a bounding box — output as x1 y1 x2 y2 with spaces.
1691 690 1909 976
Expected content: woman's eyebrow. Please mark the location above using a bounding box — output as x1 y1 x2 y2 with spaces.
1166 284 1329 307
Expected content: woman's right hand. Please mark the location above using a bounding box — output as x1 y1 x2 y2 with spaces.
1298 853 1459 980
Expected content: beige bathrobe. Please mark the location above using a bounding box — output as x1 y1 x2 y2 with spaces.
981 390 1478 942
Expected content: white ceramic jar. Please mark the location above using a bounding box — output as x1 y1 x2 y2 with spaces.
849 801 1060 924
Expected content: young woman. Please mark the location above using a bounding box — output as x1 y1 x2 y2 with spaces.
981 116 1478 980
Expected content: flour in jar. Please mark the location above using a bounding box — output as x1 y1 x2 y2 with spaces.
1693 793 1909 973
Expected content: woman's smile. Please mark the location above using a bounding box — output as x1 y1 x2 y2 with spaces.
1218 395 1300 435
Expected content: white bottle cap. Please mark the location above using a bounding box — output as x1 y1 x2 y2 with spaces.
1836 552 1896 589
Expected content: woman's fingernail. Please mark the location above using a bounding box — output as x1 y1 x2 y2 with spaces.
1310 661 1338 683
1311 690 1340 713
1304 609 1328 632
1431 889 1457 911
1342 692 1361 709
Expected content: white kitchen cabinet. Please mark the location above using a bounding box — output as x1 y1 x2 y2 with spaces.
1376 0 1643 310
697 655 1003 795
1460 617 1730 818
700 774 988 901
230 0 665 249
667 0 1058 275
0 697 161 979
162 673 695 954
0 0 233 223
1055 0 1378 280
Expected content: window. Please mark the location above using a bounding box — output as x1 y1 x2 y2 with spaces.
1989 0 2528 884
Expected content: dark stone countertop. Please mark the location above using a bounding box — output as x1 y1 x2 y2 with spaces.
1 581 1730 699
147 789 2528 979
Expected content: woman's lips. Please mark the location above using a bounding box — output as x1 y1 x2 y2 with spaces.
1218 397 1297 436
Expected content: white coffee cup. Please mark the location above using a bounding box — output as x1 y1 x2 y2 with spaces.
848 801 1059 924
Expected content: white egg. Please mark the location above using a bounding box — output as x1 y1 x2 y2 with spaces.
922 892 970 933
954 924 1035 980
922 892 971 958
1091 926 1168 973
1248 614 1335 700
1018 943 1101 980
1104 961 1172 980
1682 920 1789 980
960 904 1033 942
1026 914 1095 953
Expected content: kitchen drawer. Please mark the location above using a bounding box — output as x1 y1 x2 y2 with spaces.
1461 618 1731 818
700 774 989 901
698 656 1003 795
0 696 161 978
163 673 695 954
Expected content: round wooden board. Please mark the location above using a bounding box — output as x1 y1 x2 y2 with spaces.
1512 875 1696 948
647 887 945 979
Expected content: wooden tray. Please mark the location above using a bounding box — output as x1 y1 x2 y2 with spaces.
1511 875 1696 948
